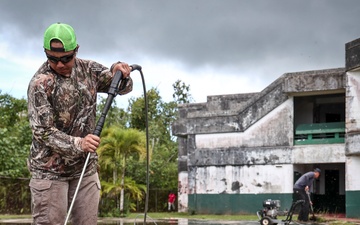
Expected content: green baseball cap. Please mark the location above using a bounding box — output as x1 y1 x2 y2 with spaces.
44 22 77 52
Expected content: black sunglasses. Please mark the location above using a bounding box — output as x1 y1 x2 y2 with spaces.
46 52 75 64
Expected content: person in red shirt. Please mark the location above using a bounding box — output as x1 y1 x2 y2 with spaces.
168 191 176 212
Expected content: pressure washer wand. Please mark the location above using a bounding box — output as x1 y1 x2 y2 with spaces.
306 191 317 221
64 65 141 225
94 70 124 136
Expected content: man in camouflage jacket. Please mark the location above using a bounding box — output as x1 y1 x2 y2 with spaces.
27 22 133 225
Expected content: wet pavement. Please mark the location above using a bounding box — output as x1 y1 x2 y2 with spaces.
0 216 358 225
0 218 323 225
0 218 258 225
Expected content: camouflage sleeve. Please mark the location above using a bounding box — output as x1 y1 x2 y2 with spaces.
94 63 113 93
118 77 133 95
27 74 84 158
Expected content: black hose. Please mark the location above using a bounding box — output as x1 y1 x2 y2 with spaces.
118 65 151 225
111 65 151 224
64 64 150 225
137 68 150 225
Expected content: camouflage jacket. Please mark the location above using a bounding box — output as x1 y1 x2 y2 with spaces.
27 58 133 180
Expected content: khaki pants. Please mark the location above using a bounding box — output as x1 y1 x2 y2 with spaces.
29 173 101 225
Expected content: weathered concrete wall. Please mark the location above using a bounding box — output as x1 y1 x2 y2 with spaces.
284 68 345 94
345 71 360 156
239 165 294 194
292 144 345 164
177 135 195 212
346 37 360 72
346 133 360 156
345 71 360 133
345 156 360 217
178 171 188 212
191 165 294 194
172 77 288 135
195 99 293 148
346 156 360 191
177 136 188 173
344 38 360 219
189 147 292 167
205 93 259 114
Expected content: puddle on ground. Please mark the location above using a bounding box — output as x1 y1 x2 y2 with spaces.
0 218 259 225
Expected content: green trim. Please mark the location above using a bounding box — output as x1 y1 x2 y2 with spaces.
295 122 345 134
294 138 344 145
346 190 360 218
188 193 293 215
294 122 345 145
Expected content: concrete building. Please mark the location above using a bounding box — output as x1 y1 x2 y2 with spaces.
172 37 360 218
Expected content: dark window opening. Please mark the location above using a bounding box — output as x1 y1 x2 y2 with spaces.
294 93 345 145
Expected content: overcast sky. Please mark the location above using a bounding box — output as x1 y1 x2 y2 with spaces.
1 0 360 107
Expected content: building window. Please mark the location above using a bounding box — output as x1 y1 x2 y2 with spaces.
294 93 345 145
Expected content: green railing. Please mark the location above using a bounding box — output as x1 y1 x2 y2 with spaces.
294 122 345 145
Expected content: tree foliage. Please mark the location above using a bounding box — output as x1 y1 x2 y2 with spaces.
0 79 193 213
98 126 147 215
97 95 129 129
0 91 31 213
172 79 193 104
0 91 31 178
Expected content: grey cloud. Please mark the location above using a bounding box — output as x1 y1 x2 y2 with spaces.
1 0 360 81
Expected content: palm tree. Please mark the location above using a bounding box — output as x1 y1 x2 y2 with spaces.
98 126 147 214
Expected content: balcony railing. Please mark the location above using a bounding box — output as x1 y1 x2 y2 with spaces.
294 122 345 145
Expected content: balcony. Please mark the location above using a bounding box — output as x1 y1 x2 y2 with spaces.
294 122 345 145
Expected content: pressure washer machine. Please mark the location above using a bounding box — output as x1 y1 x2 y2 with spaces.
256 199 304 225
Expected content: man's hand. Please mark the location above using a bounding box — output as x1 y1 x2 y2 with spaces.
81 134 100 153
305 186 309 192
112 62 131 78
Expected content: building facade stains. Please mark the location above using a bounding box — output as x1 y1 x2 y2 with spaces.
173 38 360 217
178 171 188 211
